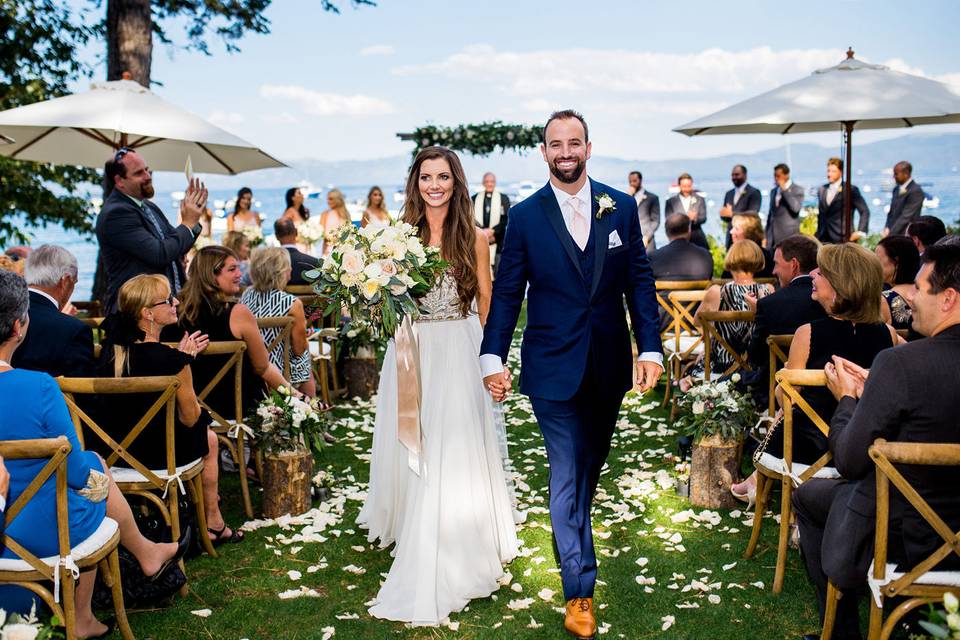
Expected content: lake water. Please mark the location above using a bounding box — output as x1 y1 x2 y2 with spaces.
12 172 959 302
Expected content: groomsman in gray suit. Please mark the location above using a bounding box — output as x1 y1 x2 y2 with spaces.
766 163 804 248
628 171 660 251
720 164 762 248
884 160 926 237
664 173 708 249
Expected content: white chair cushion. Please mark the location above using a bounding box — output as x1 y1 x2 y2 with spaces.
756 452 841 480
309 341 332 358
662 335 704 356
0 517 118 572
110 458 203 484
867 559 960 606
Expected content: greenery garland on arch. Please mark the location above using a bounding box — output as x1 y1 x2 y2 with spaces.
405 121 542 157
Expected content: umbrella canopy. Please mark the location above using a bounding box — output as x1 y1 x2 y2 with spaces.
0 78 286 174
673 53 960 136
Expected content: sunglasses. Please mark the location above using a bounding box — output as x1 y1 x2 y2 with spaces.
150 294 176 307
114 147 132 163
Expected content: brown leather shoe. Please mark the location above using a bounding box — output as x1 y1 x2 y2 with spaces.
564 597 597 639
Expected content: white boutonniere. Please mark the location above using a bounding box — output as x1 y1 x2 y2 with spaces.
899 185 907 195
595 193 616 220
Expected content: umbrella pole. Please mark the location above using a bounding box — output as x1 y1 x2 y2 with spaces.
842 121 854 241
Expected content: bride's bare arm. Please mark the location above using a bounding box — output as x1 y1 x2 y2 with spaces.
475 228 493 326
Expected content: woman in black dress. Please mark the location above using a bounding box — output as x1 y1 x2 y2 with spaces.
100 274 243 545
876 235 921 335
732 243 901 503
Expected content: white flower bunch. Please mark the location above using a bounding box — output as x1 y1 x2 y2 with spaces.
297 217 326 247
0 605 47 640
246 386 329 456
675 373 755 443
240 224 265 247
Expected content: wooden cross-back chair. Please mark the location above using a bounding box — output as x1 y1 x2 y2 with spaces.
821 440 960 640
309 328 343 405
0 437 134 640
79 317 105 344
767 334 793 416
661 289 708 408
712 276 778 287
698 309 756 382
655 280 712 338
284 285 321 316
57 376 218 563
745 369 841 593
256 316 294 381
73 300 102 318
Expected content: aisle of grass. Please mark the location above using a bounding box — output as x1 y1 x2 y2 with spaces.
123 336 821 639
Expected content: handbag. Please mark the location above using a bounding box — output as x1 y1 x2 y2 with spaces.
751 413 782 465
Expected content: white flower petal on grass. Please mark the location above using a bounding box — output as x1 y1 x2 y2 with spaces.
661 615 675 631
537 588 556 601
708 594 722 604
278 587 322 599
287 570 302 581
507 597 535 610
342 564 366 575
510 583 523 593
527 617 543 629
321 627 335 640
350 545 365 552
635 557 649 567
751 581 765 589
334 613 359 620
191 609 212 618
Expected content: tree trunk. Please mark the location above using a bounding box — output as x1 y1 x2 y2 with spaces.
262 449 314 519
106 0 152 85
689 435 740 509
342 356 379 400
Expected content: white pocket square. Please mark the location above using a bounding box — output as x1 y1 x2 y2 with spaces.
608 230 623 249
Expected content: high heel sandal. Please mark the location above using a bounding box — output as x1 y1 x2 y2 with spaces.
730 483 757 511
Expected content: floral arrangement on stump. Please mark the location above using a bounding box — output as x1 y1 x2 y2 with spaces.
918 592 960 639
675 375 757 509
0 605 61 639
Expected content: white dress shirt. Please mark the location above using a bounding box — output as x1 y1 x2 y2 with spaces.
480 178 663 378
733 185 745 205
679 194 695 211
775 180 793 206
826 179 841 206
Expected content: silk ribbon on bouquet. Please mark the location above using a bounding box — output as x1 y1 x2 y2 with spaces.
395 316 423 475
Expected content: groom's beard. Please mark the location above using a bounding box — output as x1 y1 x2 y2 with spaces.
549 156 585 184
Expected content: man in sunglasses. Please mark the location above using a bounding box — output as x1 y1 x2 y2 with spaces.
96 148 207 313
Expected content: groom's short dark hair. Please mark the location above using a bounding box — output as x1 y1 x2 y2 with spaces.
543 110 588 143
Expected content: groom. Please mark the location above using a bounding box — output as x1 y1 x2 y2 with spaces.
480 110 663 639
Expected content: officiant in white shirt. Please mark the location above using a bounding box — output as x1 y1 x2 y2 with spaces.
472 172 511 274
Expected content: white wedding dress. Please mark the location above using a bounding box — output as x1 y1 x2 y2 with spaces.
361 272 519 625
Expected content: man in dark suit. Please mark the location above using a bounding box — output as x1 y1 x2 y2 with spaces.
816 157 870 244
766 163 805 248
11 245 94 378
664 173 708 249
650 214 714 281
884 160 925 237
720 164 762 248
628 171 661 252
274 218 320 286
743 234 826 406
907 215 947 256
472 172 511 271
95 148 206 313
793 240 960 640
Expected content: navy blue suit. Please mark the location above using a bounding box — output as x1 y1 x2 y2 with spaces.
12 291 95 378
480 178 661 599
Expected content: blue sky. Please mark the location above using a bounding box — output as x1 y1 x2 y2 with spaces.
67 0 960 163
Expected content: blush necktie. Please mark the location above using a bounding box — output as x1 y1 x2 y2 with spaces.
569 197 589 251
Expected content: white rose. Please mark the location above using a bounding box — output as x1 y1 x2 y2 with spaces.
339 272 360 287
378 260 398 277
407 239 426 258
370 238 388 255
598 194 614 209
1 624 41 640
692 401 705 415
731 373 741 383
948 613 960 632
363 262 383 279
361 279 380 300
947 592 960 614
341 250 365 275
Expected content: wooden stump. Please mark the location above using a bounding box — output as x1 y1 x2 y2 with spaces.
342 356 379 399
262 449 313 518
689 434 740 509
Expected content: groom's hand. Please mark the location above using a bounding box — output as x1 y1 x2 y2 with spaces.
635 361 663 394
484 369 512 402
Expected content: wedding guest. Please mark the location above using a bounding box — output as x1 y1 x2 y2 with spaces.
0 270 188 625
98 274 241 546
665 173 708 249
0 254 24 275
793 240 960 640
282 187 310 226
628 171 661 251
471 172 511 270
731 243 898 504
720 165 762 248
766 163 804 248
907 215 947 255
96 148 207 313
361 186 391 228
884 161 925 236
722 214 774 279
816 157 870 244
274 218 319 286
240 248 315 397
226 187 262 232
222 230 252 286
164 246 287 419
11 245 95 378
876 235 921 334
318 189 351 256
680 240 773 388
649 214 713 281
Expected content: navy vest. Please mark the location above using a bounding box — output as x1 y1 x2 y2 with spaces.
576 219 596 288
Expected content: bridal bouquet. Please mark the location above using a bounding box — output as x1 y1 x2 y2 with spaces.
240 225 265 248
305 221 447 339
675 375 756 443
245 387 328 457
297 217 326 250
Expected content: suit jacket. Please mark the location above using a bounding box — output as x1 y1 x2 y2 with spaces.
824 324 960 586
471 191 511 249
95 189 194 313
649 238 714 282
634 190 661 251
816 182 870 243
766 183 804 247
284 246 320 286
664 194 708 249
11 291 95 378
885 180 925 235
481 179 661 401
722 184 763 248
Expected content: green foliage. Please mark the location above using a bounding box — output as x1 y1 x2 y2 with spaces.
245 387 328 457
706 234 726 278
799 205 818 237
411 121 542 157
858 232 884 251
674 376 757 443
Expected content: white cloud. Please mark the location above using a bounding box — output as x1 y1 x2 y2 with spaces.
262 112 301 125
360 44 395 56
259 84 396 117
207 110 244 128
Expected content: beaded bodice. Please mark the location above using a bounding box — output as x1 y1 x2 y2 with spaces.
417 270 469 322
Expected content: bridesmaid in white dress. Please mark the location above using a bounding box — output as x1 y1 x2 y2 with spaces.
363 147 518 626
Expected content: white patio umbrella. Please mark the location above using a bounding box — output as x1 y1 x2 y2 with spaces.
0 76 286 174
673 49 960 238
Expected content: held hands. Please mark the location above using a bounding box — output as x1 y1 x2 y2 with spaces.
482 227 496 244
634 361 663 394
484 368 513 403
178 330 209 358
824 355 869 401
180 178 208 228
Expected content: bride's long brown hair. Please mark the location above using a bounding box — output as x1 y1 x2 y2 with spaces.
401 147 477 316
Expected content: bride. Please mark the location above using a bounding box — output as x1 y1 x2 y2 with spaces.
360 146 519 625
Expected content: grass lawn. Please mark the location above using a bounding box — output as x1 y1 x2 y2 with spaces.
117 328 823 640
